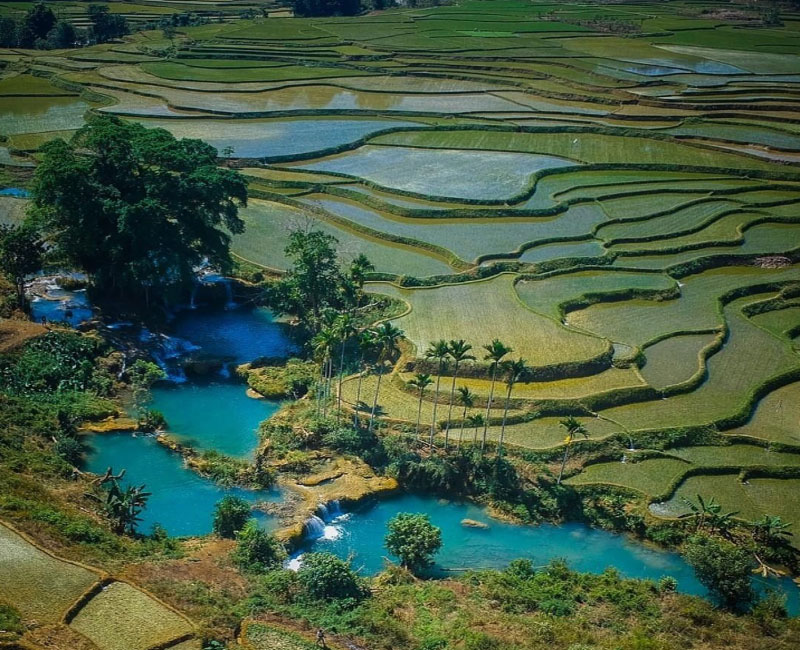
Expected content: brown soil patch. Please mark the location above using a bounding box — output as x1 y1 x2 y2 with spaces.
0 319 46 354
23 623 100 650
120 538 248 604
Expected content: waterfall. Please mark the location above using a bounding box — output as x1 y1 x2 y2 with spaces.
223 279 236 310
304 515 326 538
189 283 198 310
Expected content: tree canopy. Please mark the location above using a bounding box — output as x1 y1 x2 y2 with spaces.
385 512 442 573
268 228 371 332
28 116 247 307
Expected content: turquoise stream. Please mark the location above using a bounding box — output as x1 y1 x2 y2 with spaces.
84 432 281 537
75 303 800 612
151 380 279 458
297 493 800 614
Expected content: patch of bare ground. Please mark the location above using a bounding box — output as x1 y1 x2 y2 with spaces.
756 256 792 268
23 624 100 650
0 319 46 354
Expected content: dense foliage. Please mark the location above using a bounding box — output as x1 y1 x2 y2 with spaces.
212 495 252 539
232 520 286 572
297 552 367 602
385 512 442 572
0 2 127 49
29 117 247 307
683 533 755 610
0 224 43 313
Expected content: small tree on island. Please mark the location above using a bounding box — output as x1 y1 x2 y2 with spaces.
28 116 247 309
385 512 442 574
683 533 754 610
213 495 252 539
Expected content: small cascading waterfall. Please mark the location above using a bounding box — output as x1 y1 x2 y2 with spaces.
223 278 236 310
304 515 326 538
189 283 198 310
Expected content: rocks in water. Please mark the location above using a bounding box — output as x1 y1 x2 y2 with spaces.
461 518 489 529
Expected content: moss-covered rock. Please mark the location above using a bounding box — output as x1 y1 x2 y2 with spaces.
237 358 317 400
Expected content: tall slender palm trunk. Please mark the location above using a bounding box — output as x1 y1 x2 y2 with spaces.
557 444 570 485
429 361 444 447
353 354 365 427
481 363 498 453
443 361 460 450
336 340 346 425
415 391 424 441
458 404 468 447
369 364 383 433
498 382 513 456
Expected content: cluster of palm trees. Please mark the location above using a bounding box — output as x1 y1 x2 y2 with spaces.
312 325 592 469
311 313 403 432
406 338 530 456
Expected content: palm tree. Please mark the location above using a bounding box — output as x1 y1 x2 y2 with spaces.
467 413 484 445
334 313 355 424
349 253 375 291
407 373 433 441
481 339 512 453
369 322 403 433
443 340 474 450
425 339 450 447
497 358 527 457
679 494 738 535
751 514 793 546
557 416 588 484
456 386 475 447
311 327 337 418
353 329 376 427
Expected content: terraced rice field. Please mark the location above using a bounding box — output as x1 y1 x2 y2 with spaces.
2 0 800 529
0 521 198 647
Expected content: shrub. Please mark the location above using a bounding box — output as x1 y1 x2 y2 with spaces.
0 603 23 637
53 435 83 466
658 576 678 594
683 534 754 610
212 495 251 539
385 512 442 573
231 519 286 572
297 552 366 602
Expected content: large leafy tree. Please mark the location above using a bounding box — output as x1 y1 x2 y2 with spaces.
385 512 442 573
28 117 247 307
0 224 43 314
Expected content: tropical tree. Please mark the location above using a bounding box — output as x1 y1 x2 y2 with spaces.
497 358 527 456
334 313 355 424
442 340 474 449
683 533 754 610
29 117 246 307
349 253 375 291
679 494 738 535
0 224 44 315
467 413 484 444
369 322 403 433
231 519 286 572
751 514 793 546
212 495 251 539
556 416 588 484
425 339 450 447
481 339 512 453
311 327 337 418
353 328 376 427
99 471 150 535
407 373 433 441
385 512 442 574
456 386 475 447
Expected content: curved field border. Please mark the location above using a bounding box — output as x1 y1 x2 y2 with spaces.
0 519 198 650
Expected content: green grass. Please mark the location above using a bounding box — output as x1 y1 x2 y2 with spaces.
141 62 375 83
657 474 800 527
0 74 77 96
244 622 317 650
366 273 608 366
233 199 453 277
566 457 689 496
516 269 676 320
640 333 717 390
69 581 194 650
729 382 800 445
0 522 100 624
371 129 786 172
